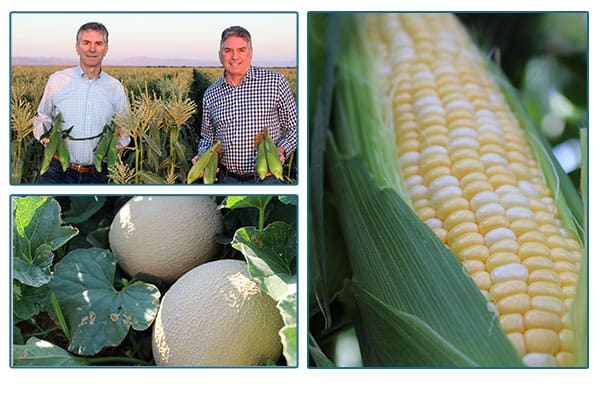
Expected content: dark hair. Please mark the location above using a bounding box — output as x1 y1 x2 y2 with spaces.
76 22 109 43
220 26 252 52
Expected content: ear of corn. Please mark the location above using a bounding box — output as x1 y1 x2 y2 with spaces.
311 13 586 367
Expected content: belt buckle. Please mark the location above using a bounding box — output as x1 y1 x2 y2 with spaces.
76 164 84 173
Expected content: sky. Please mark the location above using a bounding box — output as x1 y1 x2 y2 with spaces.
10 12 297 67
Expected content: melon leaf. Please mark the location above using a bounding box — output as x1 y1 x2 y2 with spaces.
12 337 89 366
49 248 160 356
12 196 79 287
232 221 297 366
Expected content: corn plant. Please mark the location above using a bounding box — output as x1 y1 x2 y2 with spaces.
309 13 587 368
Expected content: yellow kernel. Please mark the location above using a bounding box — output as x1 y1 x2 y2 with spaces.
556 352 575 367
442 209 476 231
489 280 528 301
463 259 485 274
478 215 509 235
524 329 560 354
437 197 471 220
510 219 539 236
517 231 547 245
423 166 452 185
524 310 562 331
507 332 526 356
551 247 572 262
528 281 563 298
489 239 520 254
475 203 506 222
500 313 525 333
528 269 561 284
522 256 554 272
531 296 565 316
450 231 485 253
451 158 485 179
486 252 521 270
456 244 489 262
560 272 578 287
496 293 531 314
518 242 551 259
447 222 479 244
471 270 491 291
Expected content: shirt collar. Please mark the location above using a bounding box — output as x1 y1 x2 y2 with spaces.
76 64 104 81
221 65 255 88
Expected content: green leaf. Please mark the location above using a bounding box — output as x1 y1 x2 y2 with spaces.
309 334 336 367
12 282 50 320
48 248 160 356
327 152 523 367
13 337 88 366
135 170 167 184
12 196 78 287
231 222 296 301
62 196 106 224
278 195 297 206
279 324 297 367
220 196 272 211
232 222 297 366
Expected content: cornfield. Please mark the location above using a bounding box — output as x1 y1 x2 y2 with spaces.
10 65 297 184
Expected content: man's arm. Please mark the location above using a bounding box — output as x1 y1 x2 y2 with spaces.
32 81 56 143
275 76 298 159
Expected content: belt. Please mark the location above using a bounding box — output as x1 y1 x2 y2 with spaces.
219 165 255 182
53 155 95 173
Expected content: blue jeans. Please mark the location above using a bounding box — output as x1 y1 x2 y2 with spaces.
38 159 108 184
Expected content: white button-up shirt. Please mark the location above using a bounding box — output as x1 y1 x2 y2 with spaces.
33 65 128 165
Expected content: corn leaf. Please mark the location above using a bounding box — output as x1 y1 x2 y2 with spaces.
328 147 523 367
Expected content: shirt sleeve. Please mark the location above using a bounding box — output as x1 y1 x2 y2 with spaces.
32 78 56 141
274 75 298 158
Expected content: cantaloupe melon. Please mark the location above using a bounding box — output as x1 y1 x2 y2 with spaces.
152 259 283 366
109 196 223 284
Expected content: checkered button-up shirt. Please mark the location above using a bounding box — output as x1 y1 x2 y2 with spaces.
33 65 128 166
198 66 298 175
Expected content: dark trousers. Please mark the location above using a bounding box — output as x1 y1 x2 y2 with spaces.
38 159 108 184
216 165 282 184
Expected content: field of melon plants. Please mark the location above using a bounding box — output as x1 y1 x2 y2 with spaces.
10 66 297 184
11 195 297 367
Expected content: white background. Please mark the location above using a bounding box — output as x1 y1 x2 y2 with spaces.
2 0 598 399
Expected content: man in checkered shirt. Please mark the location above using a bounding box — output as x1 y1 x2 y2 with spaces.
194 26 297 183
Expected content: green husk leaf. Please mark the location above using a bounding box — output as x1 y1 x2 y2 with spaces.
309 334 336 367
327 146 523 367
572 127 588 366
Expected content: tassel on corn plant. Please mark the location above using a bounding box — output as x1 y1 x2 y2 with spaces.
309 13 587 367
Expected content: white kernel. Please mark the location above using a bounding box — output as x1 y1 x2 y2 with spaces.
416 104 446 119
449 127 478 139
421 145 448 158
408 184 427 199
475 203 506 221
479 123 503 135
481 153 508 167
446 99 474 111
491 263 529 283
495 184 520 195
425 218 443 229
433 64 457 76
405 175 422 188
431 186 463 205
500 192 530 208
448 136 480 152
518 180 540 197
522 353 558 367
506 206 535 220
399 151 419 167
484 227 517 246
412 70 435 82
470 191 500 210
475 109 495 119
428 175 460 194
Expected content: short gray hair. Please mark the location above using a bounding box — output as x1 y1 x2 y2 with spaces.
219 26 252 52
76 22 109 44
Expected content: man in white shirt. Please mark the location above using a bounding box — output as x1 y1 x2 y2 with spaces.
33 22 129 183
